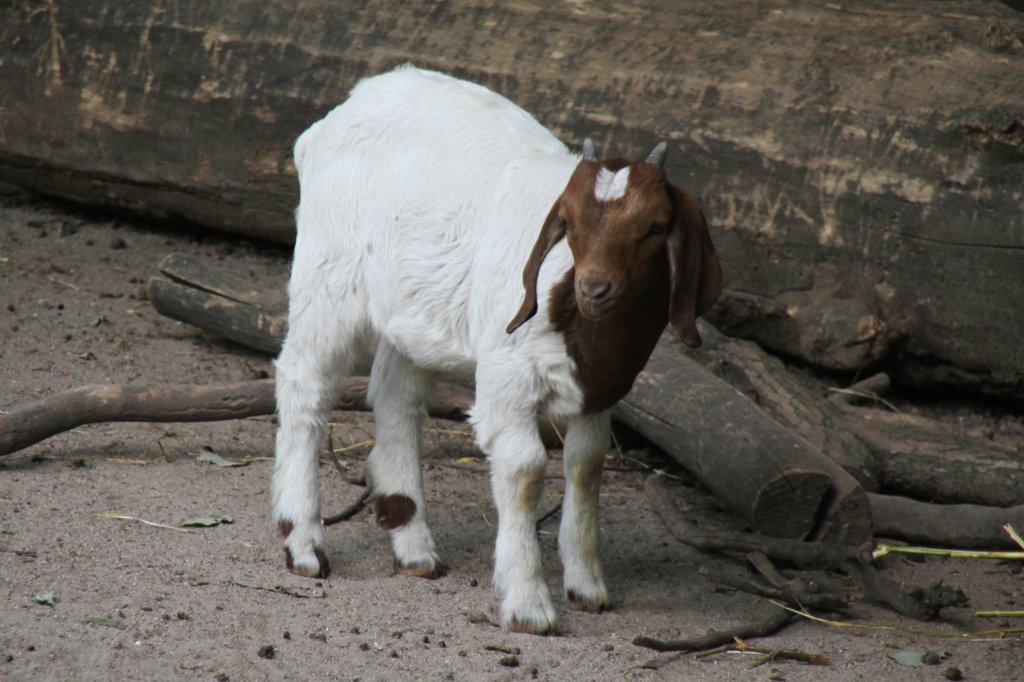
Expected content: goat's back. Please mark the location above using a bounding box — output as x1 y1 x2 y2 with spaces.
295 65 568 187
289 65 579 370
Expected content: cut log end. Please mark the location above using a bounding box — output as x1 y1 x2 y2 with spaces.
750 470 832 540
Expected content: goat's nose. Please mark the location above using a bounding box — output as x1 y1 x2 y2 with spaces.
579 277 612 302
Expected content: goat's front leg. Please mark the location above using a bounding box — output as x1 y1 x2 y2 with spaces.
559 411 611 612
475 400 556 634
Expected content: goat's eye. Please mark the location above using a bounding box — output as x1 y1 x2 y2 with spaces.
648 222 668 236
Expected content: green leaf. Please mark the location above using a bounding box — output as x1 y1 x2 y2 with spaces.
888 650 926 667
181 515 234 527
32 591 56 606
194 447 246 468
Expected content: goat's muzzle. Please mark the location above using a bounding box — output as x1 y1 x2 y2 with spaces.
576 276 618 319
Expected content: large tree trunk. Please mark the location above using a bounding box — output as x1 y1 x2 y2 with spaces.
2 1 1022 396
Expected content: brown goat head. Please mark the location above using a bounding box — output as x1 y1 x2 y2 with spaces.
506 140 722 347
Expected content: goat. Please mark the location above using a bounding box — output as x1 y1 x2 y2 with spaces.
272 65 722 634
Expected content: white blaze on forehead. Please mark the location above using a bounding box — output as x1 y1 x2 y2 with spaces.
593 166 630 202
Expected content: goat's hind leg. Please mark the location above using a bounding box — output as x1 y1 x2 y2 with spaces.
272 297 361 578
366 341 443 578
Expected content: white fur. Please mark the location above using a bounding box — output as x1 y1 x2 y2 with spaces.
594 166 630 202
273 65 614 632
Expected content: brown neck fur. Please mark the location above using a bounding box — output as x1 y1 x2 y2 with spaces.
549 262 670 414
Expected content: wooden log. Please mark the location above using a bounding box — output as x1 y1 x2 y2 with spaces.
615 332 873 545
869 493 1024 549
0 378 474 458
149 254 287 355
682 327 1024 508
1 1 1022 396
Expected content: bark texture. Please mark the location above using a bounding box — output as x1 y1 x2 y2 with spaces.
0 1 1022 394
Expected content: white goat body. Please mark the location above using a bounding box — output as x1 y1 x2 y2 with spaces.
272 65 722 634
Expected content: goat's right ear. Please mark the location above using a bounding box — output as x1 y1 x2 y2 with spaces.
666 187 723 348
506 199 565 334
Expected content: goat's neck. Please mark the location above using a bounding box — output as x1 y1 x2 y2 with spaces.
549 267 670 415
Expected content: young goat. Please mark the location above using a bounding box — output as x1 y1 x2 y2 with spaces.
273 65 722 634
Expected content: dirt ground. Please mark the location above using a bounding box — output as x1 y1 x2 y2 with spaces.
1 192 1022 682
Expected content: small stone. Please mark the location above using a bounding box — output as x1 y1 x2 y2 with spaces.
358 642 369 651
176 611 190 620
282 631 291 640
110 237 127 249
943 666 963 681
499 655 520 668
470 578 479 587
257 645 275 660
922 651 941 665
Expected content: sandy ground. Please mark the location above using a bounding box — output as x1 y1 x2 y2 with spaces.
2 192 1023 681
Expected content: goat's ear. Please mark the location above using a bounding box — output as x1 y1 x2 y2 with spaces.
506 199 565 334
666 187 723 348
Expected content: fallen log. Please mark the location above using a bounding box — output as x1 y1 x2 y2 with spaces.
614 334 872 544
869 493 1024 550
683 327 1024 508
0 379 473 458
149 253 287 355
3 0 1022 396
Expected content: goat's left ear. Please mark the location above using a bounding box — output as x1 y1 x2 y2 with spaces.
666 187 723 347
506 199 566 334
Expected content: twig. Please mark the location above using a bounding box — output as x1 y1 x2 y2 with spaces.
827 372 892 408
693 636 829 666
322 488 372 526
771 600 1024 639
976 611 1024 618
634 604 794 668
97 512 191 533
872 544 1024 561
229 577 327 599
536 502 562 529
702 562 850 613
1005 524 1024 551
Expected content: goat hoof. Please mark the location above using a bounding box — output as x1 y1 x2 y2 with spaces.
284 546 330 579
394 558 447 579
566 589 610 613
501 587 559 635
507 614 558 636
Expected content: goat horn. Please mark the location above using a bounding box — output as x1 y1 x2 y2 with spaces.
645 141 668 168
582 138 598 161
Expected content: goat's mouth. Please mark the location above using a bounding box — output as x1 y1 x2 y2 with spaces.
576 294 618 320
